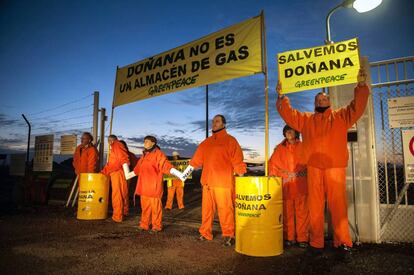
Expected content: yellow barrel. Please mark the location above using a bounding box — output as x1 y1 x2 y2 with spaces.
77 173 110 220
235 176 283 257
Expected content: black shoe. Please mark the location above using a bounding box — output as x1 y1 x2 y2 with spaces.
284 240 296 247
222 237 235 247
337 244 352 262
198 235 208 241
298 242 309 248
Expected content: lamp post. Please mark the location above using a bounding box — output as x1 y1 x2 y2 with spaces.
325 0 382 44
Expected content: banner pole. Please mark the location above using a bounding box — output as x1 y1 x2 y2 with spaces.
107 66 119 164
109 66 119 136
205 85 209 138
261 11 269 177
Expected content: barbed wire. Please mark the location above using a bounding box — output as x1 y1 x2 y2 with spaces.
32 121 92 131
28 94 93 116
31 126 93 136
30 104 93 120
31 114 93 124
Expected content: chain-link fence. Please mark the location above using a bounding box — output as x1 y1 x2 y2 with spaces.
370 57 414 242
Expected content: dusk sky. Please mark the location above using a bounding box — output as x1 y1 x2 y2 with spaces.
1 0 413 162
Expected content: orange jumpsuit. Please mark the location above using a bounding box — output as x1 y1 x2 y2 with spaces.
190 129 246 240
276 84 369 248
73 144 98 175
101 140 130 222
165 179 184 209
269 139 309 243
133 147 173 231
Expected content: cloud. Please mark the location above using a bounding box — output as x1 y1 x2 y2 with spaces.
124 133 260 160
0 136 27 152
0 113 25 128
174 77 316 134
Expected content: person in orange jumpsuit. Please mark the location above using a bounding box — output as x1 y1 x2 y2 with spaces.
165 151 185 210
125 136 183 232
101 135 130 222
73 132 98 175
120 140 139 216
269 125 309 248
181 114 246 247
276 68 369 255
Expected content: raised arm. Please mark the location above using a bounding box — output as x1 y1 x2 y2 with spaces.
338 68 370 128
276 81 307 132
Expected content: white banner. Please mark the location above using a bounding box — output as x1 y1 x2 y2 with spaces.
388 96 414 128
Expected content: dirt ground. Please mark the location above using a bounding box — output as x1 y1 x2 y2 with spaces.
0 202 413 275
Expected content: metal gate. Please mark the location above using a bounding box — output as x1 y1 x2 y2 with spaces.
370 56 414 242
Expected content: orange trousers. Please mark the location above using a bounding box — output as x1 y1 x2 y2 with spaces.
139 196 163 231
165 180 184 209
110 170 129 222
307 166 352 248
283 195 309 242
199 186 234 240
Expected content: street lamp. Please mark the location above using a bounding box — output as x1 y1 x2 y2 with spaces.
326 0 382 43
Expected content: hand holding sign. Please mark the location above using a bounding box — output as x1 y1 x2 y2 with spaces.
357 67 367 87
275 81 283 98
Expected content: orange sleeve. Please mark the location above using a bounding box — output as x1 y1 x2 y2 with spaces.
229 137 246 175
157 151 174 175
101 143 124 175
101 163 114 175
268 145 289 178
88 147 98 173
112 141 130 165
338 84 370 128
276 96 307 132
189 142 205 168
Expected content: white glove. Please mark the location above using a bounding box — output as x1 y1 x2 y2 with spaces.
125 171 136 180
122 163 130 177
170 168 185 182
181 165 194 181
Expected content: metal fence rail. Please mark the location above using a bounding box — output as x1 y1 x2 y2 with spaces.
370 56 414 242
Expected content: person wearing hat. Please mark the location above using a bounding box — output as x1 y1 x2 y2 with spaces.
165 151 185 210
125 136 184 232
269 125 309 248
275 68 369 255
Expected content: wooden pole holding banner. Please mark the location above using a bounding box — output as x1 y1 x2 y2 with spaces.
261 10 269 177
109 66 119 136
107 66 119 163
206 85 209 138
